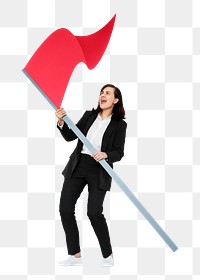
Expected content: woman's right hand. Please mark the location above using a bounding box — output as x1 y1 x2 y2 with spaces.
55 108 67 126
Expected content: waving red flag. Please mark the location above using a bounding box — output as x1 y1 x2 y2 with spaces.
23 15 116 109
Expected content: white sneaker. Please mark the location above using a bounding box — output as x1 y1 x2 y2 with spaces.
59 255 82 266
101 255 114 267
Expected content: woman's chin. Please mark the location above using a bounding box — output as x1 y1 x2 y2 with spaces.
100 104 109 109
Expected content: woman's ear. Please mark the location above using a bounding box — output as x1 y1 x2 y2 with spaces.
114 98 119 104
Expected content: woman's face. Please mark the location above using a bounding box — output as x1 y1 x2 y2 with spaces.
99 86 119 110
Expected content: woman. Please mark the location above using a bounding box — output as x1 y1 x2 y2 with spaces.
55 84 127 267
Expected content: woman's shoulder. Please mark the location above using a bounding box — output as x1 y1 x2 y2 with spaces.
111 116 127 131
81 110 98 121
117 119 127 128
112 115 127 125
82 110 94 117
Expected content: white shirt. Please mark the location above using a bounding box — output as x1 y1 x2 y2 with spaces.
58 113 111 155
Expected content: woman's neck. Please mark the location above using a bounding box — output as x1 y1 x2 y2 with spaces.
100 109 113 119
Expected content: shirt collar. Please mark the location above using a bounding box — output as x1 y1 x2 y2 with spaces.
97 112 112 120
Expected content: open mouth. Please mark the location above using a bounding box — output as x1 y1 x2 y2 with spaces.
101 100 107 104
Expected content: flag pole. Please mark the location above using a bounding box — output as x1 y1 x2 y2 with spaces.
23 68 178 252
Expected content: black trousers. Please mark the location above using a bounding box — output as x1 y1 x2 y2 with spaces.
59 153 112 258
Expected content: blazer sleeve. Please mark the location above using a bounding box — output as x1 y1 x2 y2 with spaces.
106 120 127 164
57 110 89 142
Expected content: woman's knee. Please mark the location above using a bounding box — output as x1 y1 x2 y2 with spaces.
59 196 75 214
59 208 74 218
87 210 104 220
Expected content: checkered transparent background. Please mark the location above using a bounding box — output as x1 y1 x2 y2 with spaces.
0 0 200 279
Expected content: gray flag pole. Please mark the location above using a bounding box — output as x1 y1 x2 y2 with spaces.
23 69 178 252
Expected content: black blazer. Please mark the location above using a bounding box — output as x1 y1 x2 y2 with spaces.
57 110 127 191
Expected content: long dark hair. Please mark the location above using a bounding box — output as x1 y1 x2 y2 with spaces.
92 84 126 121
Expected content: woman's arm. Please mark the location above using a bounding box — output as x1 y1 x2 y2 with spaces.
57 111 89 142
106 120 127 164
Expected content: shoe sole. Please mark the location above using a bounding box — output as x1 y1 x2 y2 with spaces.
59 260 82 265
59 259 82 264
59 263 82 266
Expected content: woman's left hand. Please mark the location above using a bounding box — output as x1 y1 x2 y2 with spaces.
91 151 108 162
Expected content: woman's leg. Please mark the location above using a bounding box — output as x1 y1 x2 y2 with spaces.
87 184 112 258
59 176 86 255
82 154 112 258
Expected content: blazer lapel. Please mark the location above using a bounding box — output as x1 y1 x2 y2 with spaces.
101 118 117 150
82 111 98 135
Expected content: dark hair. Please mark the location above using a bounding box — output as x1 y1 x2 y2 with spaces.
92 84 126 121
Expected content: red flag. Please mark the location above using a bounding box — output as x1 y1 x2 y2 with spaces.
23 15 116 109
